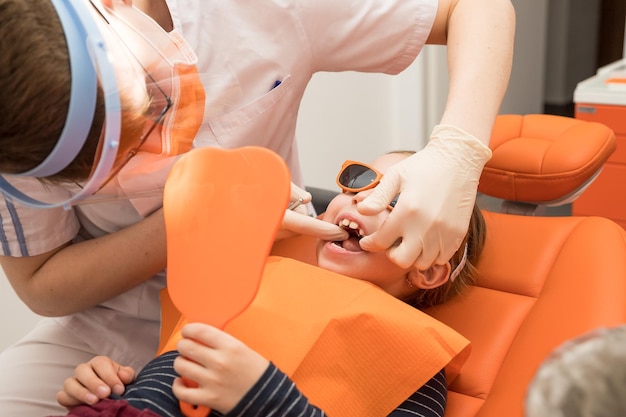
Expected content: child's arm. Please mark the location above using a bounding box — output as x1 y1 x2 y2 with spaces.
172 323 327 416
172 323 270 414
389 369 447 417
56 356 136 408
63 325 442 416
0 208 166 317
173 325 446 417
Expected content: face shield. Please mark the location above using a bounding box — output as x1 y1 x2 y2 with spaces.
0 0 203 209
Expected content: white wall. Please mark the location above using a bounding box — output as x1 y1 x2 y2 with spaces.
296 48 446 191
501 0 548 114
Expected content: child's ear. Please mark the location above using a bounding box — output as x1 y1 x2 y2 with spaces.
407 263 451 290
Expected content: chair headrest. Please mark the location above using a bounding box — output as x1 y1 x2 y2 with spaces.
479 114 616 205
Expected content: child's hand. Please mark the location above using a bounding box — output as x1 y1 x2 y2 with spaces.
56 356 136 408
173 323 270 414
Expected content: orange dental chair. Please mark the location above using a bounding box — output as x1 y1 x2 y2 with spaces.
272 114 626 417
424 114 626 417
161 114 625 416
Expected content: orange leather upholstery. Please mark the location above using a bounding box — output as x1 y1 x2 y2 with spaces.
272 114 626 417
424 213 626 417
480 114 616 203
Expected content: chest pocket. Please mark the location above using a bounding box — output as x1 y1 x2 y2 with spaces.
205 75 297 160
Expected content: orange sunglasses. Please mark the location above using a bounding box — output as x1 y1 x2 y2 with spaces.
335 160 398 210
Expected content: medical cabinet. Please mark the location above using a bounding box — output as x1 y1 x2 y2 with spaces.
573 58 626 230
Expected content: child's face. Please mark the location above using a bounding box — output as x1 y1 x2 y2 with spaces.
316 153 415 298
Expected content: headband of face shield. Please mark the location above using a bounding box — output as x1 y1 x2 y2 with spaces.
0 0 179 209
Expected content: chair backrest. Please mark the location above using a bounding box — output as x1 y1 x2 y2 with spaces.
273 114 626 417
425 114 626 417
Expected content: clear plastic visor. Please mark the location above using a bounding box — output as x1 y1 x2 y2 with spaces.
0 0 189 209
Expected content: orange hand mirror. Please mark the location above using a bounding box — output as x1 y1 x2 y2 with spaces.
163 146 291 417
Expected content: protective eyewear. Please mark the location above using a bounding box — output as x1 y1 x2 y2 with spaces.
82 0 174 192
0 0 181 209
336 160 398 210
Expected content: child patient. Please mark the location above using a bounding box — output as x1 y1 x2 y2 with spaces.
51 151 486 417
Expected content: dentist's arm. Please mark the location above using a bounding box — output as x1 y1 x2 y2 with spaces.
0 208 167 317
358 0 515 269
429 0 515 140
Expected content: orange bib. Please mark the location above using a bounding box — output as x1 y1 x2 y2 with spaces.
159 256 470 417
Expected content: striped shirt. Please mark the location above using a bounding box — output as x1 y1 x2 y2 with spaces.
116 351 447 417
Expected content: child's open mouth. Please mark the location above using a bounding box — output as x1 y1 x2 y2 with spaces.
333 219 364 252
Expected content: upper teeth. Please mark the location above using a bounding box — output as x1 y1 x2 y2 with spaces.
339 218 364 237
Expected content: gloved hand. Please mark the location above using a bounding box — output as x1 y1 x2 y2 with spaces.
276 183 349 242
357 124 492 269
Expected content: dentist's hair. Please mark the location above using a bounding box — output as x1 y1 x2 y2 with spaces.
0 0 145 183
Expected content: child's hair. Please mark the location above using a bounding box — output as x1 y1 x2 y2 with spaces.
0 0 146 183
384 150 487 309
403 204 485 309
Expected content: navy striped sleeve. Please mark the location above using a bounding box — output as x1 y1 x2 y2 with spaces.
118 351 446 417
219 363 325 417
118 351 182 417
390 369 447 417
222 365 446 417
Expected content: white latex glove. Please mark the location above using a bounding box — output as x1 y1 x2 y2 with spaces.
357 125 492 269
276 183 349 242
